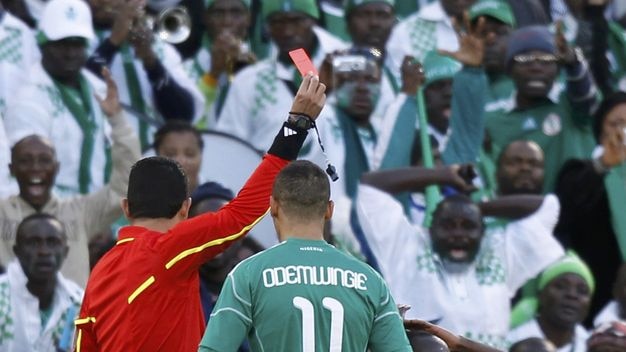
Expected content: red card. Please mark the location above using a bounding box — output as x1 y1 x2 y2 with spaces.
289 48 318 76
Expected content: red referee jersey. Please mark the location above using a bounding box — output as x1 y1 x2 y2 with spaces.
74 154 288 351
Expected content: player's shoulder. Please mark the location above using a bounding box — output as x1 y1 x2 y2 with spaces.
329 246 385 281
229 241 290 275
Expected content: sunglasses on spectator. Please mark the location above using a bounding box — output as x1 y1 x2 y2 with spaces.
513 54 558 64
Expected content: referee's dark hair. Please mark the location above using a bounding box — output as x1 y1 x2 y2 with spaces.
127 157 189 219
272 160 330 222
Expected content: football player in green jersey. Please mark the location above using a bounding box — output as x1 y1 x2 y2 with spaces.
199 160 411 352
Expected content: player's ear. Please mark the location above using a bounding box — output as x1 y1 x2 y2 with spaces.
325 200 334 220
270 196 279 218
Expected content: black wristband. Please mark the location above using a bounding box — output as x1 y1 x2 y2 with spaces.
267 121 309 161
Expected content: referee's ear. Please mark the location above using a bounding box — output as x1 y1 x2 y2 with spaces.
177 197 192 220
121 198 131 220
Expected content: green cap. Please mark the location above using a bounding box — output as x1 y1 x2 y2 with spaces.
509 252 595 329
423 51 461 87
469 0 515 27
538 252 595 293
205 0 251 9
345 0 395 13
262 0 320 20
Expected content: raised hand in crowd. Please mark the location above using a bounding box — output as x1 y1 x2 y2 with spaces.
360 164 477 195
129 19 157 69
108 0 144 46
439 12 486 68
400 55 425 96
210 30 256 77
95 67 122 118
554 20 579 67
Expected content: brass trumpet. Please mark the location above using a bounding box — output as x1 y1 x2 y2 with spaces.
154 6 191 44
138 6 191 44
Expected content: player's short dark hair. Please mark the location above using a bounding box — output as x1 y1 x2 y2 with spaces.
153 120 204 152
127 156 189 219
272 160 330 222
16 213 66 245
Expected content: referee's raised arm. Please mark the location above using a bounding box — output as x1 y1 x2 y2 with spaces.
74 75 326 352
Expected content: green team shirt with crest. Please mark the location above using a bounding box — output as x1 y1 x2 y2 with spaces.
485 94 596 192
199 238 411 352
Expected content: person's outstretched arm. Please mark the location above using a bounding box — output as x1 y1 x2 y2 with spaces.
78 68 142 238
157 74 327 277
361 165 476 195
404 320 503 352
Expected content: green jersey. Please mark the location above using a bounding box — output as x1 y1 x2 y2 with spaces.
485 94 596 192
199 238 411 352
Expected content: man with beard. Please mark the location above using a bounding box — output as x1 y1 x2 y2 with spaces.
302 48 382 200
355 179 564 349
485 25 599 192
507 253 593 352
0 214 83 351
215 0 346 152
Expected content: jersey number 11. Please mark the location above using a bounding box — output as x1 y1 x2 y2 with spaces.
293 296 345 352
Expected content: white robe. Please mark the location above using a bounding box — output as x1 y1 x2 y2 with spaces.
0 261 83 352
356 184 565 349
4 62 110 196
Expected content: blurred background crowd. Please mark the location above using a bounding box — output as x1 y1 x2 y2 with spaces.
0 0 626 350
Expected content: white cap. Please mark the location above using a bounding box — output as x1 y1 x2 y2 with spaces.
38 0 95 42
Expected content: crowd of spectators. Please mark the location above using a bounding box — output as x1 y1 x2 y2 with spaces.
0 0 625 350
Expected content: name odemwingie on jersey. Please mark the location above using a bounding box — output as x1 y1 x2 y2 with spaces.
262 265 368 290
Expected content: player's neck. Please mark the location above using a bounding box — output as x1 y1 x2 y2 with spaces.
278 222 325 242
130 218 181 233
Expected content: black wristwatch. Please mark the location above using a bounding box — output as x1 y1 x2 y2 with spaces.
287 113 314 130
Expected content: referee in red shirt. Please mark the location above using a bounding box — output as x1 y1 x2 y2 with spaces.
73 74 326 351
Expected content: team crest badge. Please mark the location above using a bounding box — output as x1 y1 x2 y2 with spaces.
542 113 562 136
66 6 77 20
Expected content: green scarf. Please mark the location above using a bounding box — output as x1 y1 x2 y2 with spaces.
54 76 96 194
120 44 149 150
417 88 441 227
606 162 626 260
335 108 375 199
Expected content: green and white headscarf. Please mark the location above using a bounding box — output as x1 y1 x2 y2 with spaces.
345 0 394 13
262 0 320 20
205 0 251 9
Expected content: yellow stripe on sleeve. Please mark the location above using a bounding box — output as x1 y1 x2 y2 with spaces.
76 329 83 352
74 316 96 325
164 209 268 270
116 238 135 245
128 276 156 304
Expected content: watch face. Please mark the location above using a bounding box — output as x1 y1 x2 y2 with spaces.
290 115 311 129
